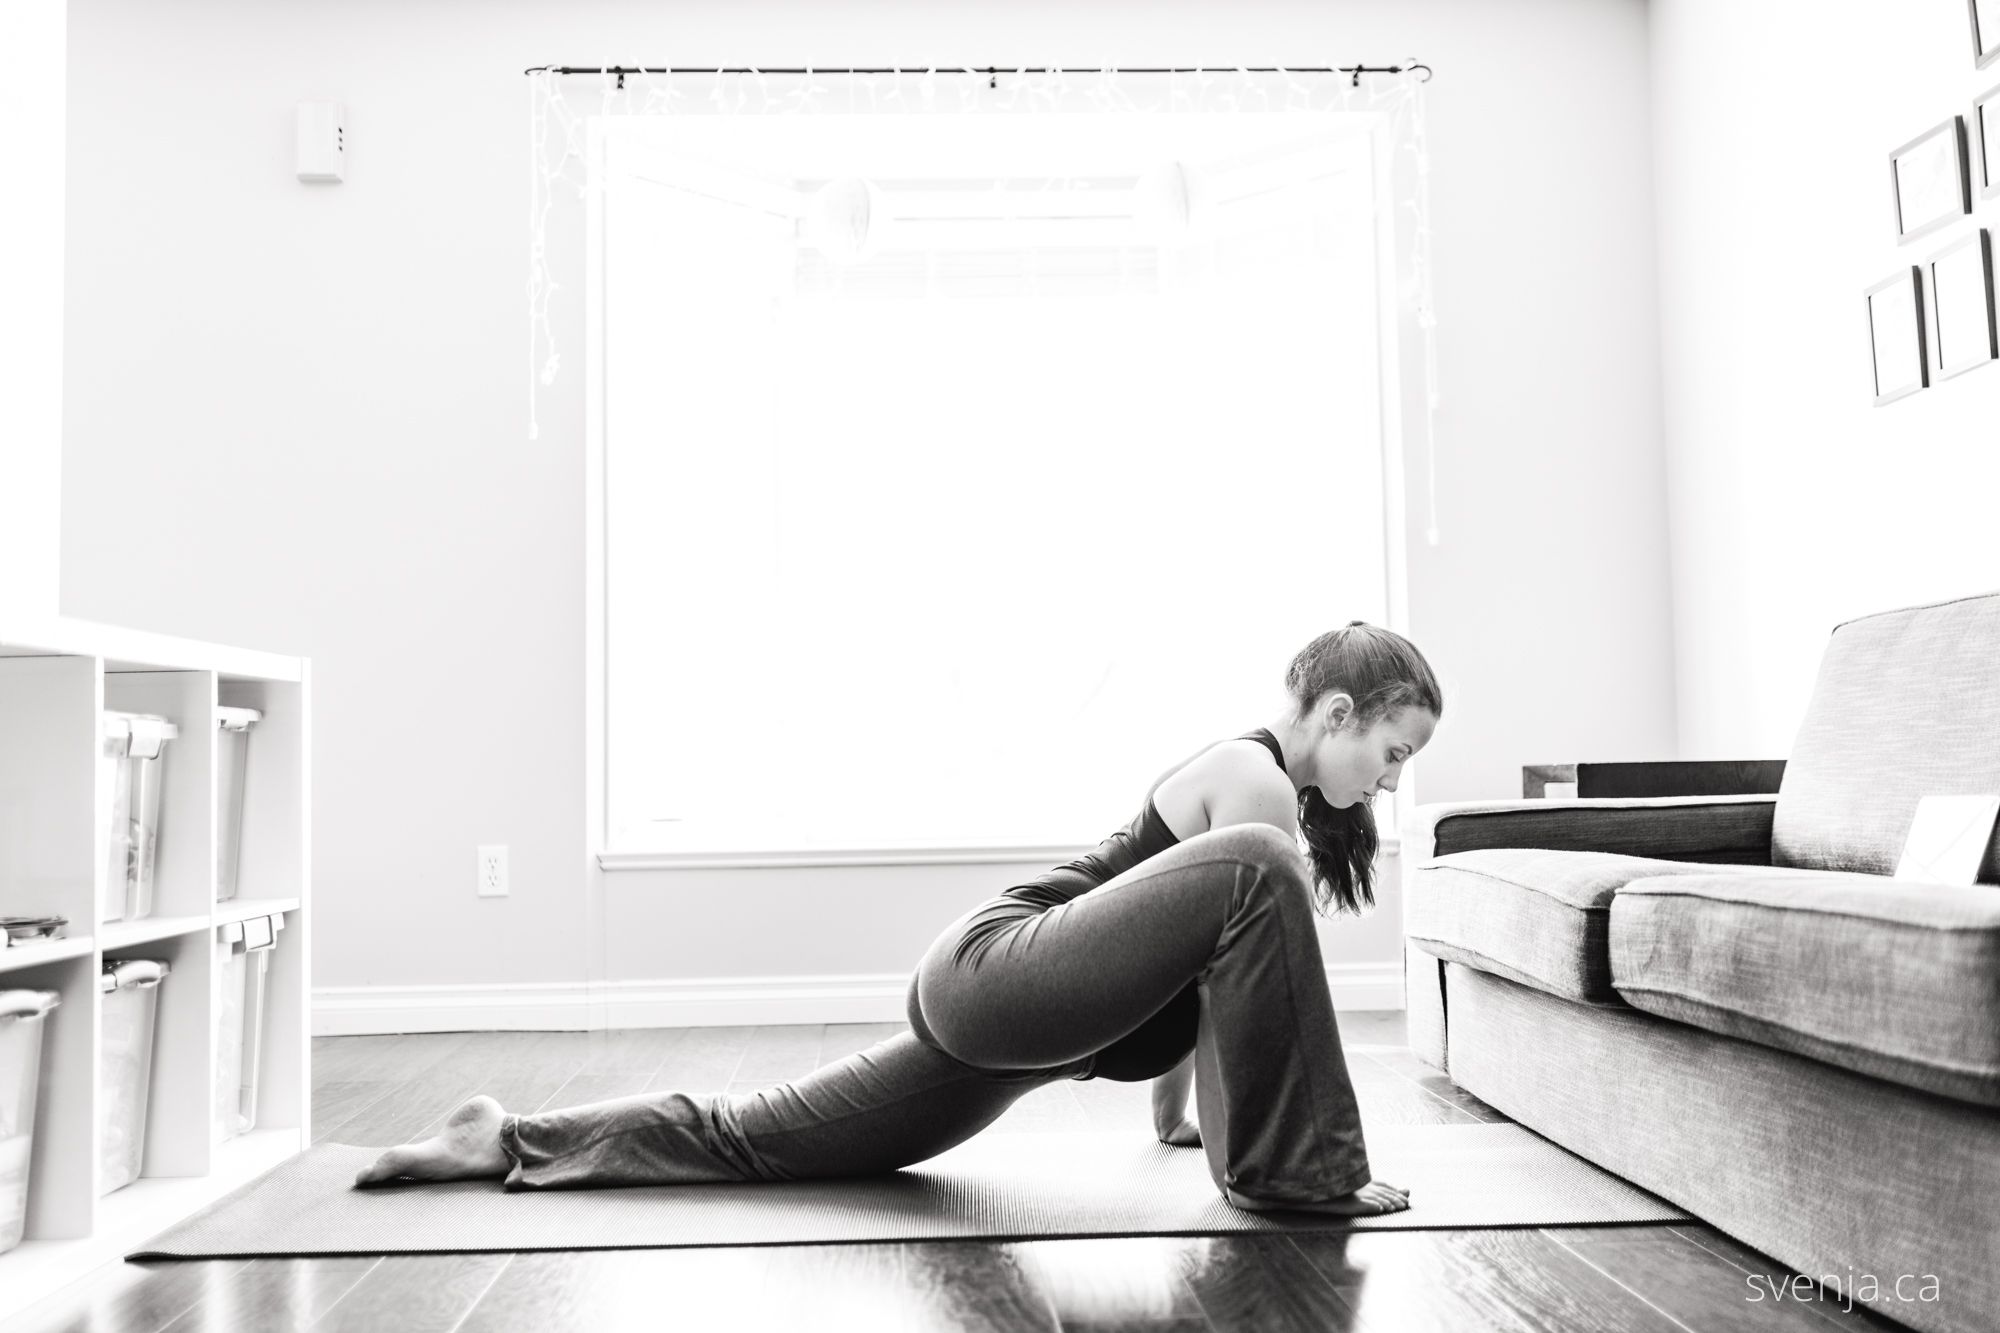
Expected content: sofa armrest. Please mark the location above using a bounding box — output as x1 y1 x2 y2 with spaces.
1404 795 1777 864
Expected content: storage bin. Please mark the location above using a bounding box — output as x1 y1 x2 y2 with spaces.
0 990 59 1254
98 959 169 1195
214 914 282 1141
100 712 180 923
215 707 262 903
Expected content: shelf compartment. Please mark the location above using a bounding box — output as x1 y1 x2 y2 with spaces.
217 680 305 907
100 930 211 1184
102 672 216 925
97 915 209 951
0 657 97 934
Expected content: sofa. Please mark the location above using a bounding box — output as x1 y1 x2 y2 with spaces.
1401 592 2000 1333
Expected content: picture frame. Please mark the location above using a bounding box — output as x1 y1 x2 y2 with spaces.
1973 0 2000 68
1890 118 1971 245
1865 267 1929 405
1974 85 2000 199
1925 229 1999 380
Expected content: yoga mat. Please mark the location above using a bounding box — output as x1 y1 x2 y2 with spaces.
131 1123 1689 1259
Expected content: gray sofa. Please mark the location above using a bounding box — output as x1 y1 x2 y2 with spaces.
1402 592 2000 1333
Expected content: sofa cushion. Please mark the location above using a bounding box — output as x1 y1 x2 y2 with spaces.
1774 591 2000 878
1406 849 1790 1006
1610 871 2000 1107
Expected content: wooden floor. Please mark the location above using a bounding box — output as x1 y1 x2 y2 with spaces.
6 1014 1909 1332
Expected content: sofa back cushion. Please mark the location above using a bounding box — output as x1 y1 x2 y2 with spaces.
1773 592 2000 876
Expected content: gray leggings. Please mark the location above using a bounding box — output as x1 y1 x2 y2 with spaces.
499 824 1372 1204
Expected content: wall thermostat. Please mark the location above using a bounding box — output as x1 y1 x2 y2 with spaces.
297 101 345 182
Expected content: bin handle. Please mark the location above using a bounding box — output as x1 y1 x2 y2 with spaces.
0 990 60 1020
104 958 171 989
126 716 180 760
217 707 262 732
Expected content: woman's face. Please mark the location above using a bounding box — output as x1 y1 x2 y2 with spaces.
1313 701 1438 809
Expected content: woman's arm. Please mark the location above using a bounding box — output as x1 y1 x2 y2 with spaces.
1151 1049 1198 1142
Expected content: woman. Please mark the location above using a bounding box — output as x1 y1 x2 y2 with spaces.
356 621 1440 1216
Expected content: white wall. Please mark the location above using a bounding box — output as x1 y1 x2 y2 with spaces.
60 0 1674 1020
0 0 66 621
1653 0 2000 758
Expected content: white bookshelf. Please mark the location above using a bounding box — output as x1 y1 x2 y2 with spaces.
0 614 310 1320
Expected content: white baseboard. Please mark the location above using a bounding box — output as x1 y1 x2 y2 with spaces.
1323 962 1406 1013
312 981 594 1035
312 963 1405 1036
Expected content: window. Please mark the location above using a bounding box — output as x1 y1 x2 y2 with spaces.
598 106 1394 856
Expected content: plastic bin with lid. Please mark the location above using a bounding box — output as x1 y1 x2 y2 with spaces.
100 712 180 923
99 959 169 1195
0 990 59 1254
214 913 282 1141
215 706 262 902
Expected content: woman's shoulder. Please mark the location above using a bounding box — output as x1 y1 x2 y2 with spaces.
1150 735 1291 839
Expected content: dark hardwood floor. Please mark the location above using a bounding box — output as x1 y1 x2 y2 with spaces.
5 1014 1910 1332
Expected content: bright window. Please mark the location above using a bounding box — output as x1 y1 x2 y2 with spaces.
600 109 1392 854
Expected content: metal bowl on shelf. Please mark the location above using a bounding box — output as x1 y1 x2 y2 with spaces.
0 916 68 945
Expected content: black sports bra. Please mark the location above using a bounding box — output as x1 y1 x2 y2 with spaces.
1000 727 1288 912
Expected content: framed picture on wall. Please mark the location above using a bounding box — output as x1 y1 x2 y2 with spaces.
1925 230 1999 379
1975 86 2000 198
1865 267 1929 405
1891 118 1971 244
1973 0 2000 68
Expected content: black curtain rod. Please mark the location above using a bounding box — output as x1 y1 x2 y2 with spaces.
522 63 1432 90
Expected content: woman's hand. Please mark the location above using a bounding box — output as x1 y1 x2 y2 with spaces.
1156 1118 1201 1148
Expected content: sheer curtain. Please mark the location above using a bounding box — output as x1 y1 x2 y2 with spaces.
530 69 1434 855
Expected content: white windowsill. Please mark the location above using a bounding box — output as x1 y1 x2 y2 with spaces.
599 832 1402 872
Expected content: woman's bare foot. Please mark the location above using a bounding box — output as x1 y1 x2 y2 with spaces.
1224 1179 1411 1216
353 1094 510 1187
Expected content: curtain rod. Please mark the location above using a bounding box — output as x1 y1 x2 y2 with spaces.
522 63 1432 90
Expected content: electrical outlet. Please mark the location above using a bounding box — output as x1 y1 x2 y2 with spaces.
477 844 509 897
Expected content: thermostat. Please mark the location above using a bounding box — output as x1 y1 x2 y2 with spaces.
297 101 345 182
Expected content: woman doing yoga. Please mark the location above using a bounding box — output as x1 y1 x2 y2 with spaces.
357 621 1441 1216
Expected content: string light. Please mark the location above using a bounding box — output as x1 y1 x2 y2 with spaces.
1390 62 1442 546
525 69 542 440
523 65 1441 546
1278 66 1309 112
